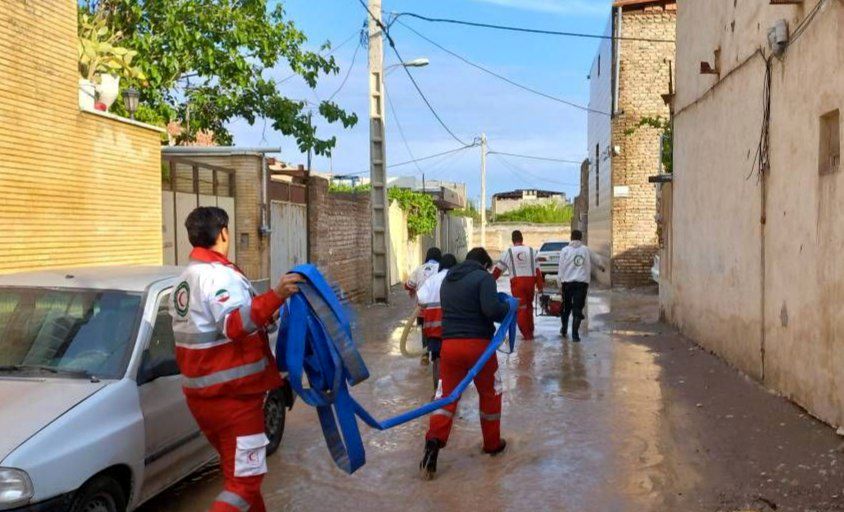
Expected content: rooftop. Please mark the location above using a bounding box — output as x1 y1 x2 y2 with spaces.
493 189 566 200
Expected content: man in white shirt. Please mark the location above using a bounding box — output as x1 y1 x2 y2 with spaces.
557 230 605 342
492 230 542 340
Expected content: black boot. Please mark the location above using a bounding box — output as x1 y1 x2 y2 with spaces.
572 318 582 342
484 439 508 456
420 439 440 480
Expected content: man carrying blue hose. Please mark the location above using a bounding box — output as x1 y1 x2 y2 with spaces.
420 247 511 480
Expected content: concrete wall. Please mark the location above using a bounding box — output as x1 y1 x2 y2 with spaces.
586 17 615 274
472 224 571 261
667 0 844 427
572 159 590 240
309 178 373 303
0 0 163 273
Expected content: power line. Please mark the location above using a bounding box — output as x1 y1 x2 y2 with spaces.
389 144 477 169
486 150 584 164
328 40 363 101
397 20 609 116
356 0 471 146
344 144 478 176
493 154 579 187
393 12 676 44
385 79 425 175
277 29 361 86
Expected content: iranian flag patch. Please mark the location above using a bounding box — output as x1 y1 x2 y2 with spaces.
215 289 231 303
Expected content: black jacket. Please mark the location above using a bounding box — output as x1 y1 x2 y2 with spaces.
441 260 510 340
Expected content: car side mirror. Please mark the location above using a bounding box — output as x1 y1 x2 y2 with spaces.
138 352 180 385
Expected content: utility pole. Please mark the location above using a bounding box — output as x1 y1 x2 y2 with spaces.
368 0 390 303
480 133 487 248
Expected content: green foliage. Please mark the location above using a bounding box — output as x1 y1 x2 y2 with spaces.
77 11 146 82
625 116 673 173
494 203 573 224
388 188 438 239
79 0 357 150
451 201 481 222
329 182 371 193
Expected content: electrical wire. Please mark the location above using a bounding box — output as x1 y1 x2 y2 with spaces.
486 150 583 164
789 0 827 48
393 12 676 44
277 29 362 86
328 40 363 101
389 144 477 169
493 154 579 187
385 79 425 175
356 0 471 146
397 20 609 116
343 144 478 176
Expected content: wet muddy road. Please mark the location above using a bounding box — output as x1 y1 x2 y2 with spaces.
142 285 844 512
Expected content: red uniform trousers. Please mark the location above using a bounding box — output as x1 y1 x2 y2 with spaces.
186 394 267 512
510 276 536 340
426 339 503 452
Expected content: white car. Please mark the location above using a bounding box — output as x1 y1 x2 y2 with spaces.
535 241 570 277
0 266 292 512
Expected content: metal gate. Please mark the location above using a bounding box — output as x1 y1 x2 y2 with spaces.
270 200 307 283
162 156 237 266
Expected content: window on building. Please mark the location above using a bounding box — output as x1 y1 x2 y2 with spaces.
595 144 600 207
819 110 840 176
597 55 601 77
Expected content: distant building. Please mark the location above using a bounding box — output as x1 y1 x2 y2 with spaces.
586 0 676 287
491 189 568 217
387 176 467 207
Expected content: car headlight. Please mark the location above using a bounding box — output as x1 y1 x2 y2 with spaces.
0 468 33 509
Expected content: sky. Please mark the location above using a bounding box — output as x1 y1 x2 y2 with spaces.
227 0 612 205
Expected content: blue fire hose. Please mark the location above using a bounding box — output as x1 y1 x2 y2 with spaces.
276 264 518 474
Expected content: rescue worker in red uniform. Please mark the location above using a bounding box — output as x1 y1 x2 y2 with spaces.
171 207 302 512
420 248 510 480
416 253 458 390
491 230 543 340
405 247 442 366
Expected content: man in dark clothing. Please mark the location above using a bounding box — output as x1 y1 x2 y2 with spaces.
420 248 510 480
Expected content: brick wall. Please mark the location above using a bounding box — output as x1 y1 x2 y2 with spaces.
308 177 373 303
610 3 675 287
0 1 163 274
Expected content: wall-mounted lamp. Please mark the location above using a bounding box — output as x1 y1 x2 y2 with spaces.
122 87 140 120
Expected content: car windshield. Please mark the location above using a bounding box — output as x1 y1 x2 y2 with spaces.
540 242 568 252
0 287 142 379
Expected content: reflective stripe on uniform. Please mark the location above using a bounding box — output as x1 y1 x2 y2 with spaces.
433 408 454 418
174 331 232 350
182 358 268 389
480 412 501 421
215 490 250 512
238 304 257 332
423 321 443 329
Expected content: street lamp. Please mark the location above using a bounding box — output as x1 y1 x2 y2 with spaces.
385 57 430 74
122 87 140 120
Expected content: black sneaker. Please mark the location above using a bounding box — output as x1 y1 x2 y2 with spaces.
560 328 568 339
572 333 581 342
484 439 507 456
420 440 440 480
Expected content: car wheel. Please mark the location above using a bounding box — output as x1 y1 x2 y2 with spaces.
69 475 126 512
264 388 286 456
